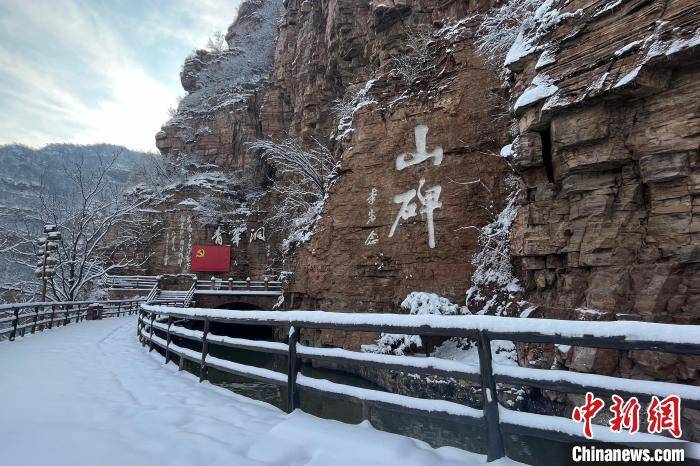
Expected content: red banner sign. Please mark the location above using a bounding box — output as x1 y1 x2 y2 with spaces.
190 245 231 272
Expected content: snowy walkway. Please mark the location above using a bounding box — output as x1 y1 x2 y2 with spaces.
0 316 518 466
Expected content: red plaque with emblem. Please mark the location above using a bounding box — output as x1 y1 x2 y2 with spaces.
190 245 231 272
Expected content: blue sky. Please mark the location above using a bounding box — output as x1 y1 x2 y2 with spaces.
0 0 242 151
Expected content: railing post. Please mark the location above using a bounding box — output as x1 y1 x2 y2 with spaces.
9 309 18 341
477 331 506 461
287 325 301 412
64 305 70 326
246 277 251 289
361 401 371 422
264 277 269 291
31 306 39 334
228 277 233 290
165 316 173 364
49 305 55 329
116 302 121 317
199 318 210 382
149 312 155 352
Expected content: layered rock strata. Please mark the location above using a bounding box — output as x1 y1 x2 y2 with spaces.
505 0 699 382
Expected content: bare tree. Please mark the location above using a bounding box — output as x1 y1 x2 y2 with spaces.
205 31 227 52
167 95 184 117
391 25 436 85
248 138 339 251
0 153 160 302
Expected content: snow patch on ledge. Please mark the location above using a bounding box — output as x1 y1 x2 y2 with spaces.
646 27 700 60
505 29 538 67
514 74 558 111
534 47 556 69
613 65 641 88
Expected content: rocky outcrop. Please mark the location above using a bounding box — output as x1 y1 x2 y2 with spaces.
502 0 700 381
140 0 285 280
156 0 281 166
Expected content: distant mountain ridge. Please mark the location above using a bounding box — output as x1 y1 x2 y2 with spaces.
0 143 154 215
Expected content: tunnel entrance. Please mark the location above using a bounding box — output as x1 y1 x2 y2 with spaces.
212 302 275 340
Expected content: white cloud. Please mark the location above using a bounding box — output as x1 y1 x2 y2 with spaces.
0 0 242 151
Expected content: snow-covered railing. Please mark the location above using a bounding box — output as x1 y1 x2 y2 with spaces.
0 299 144 341
195 278 283 292
182 281 197 307
137 304 700 462
102 274 160 291
141 276 283 305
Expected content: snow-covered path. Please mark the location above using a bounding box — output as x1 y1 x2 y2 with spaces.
0 316 517 466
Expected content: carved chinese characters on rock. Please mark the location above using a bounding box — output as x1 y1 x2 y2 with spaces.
395 125 443 171
365 188 379 246
212 226 223 245
230 226 247 247
249 227 266 243
389 125 443 249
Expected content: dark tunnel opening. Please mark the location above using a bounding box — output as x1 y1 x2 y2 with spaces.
212 302 275 340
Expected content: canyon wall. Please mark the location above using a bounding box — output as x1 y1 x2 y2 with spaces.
144 0 698 379
504 0 699 381
140 0 286 280
262 1 514 349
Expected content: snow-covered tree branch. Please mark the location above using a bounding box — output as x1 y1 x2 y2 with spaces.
205 31 228 52
391 25 436 85
473 0 546 75
249 138 339 252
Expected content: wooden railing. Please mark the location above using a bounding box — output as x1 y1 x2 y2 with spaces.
102 274 160 290
195 278 283 292
137 304 700 462
0 299 145 341
130 276 283 305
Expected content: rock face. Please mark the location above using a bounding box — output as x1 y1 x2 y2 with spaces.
147 0 514 314
141 0 285 281
504 0 700 380
262 1 511 349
